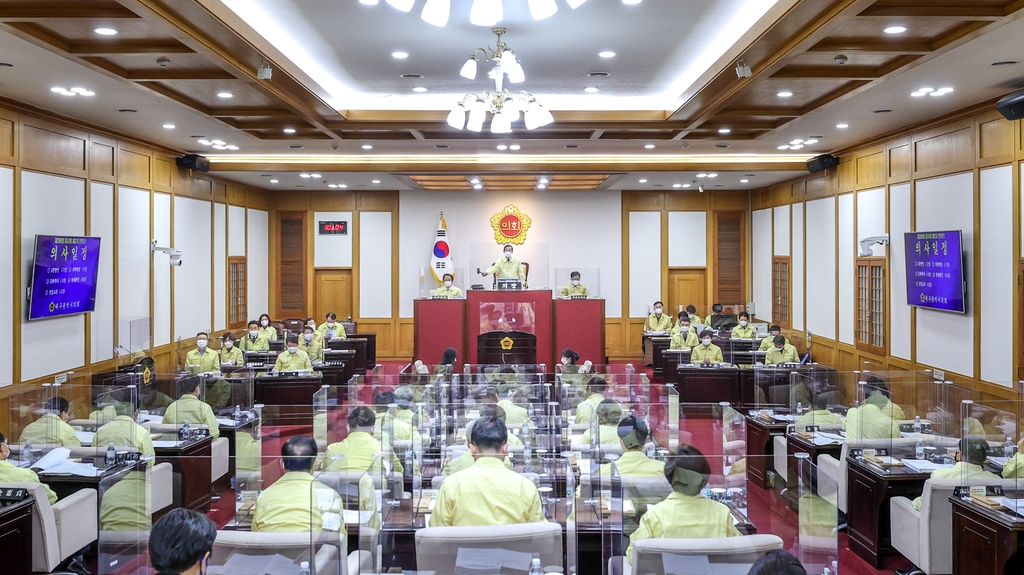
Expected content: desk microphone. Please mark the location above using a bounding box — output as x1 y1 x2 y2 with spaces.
799 353 810 367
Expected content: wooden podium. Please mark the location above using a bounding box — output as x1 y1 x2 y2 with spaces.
467 289 552 366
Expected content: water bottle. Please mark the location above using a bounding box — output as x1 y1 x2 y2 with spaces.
528 558 543 575
23 440 33 465
1005 437 1016 457
915 438 925 460
644 438 656 459
522 422 532 466
913 416 922 433
298 561 311 575
105 442 117 466
179 420 190 442
404 448 414 478
796 402 804 415
233 405 242 423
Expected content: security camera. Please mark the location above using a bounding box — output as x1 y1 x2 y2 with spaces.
151 240 183 266
858 234 889 257
834 54 848 65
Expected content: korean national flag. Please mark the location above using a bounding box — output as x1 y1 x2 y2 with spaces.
430 213 454 283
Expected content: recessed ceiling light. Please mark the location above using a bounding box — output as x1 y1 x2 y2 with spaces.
412 86 428 92
696 173 707 178
707 173 718 178
584 87 599 93
270 179 279 183
328 184 338 188
509 144 521 151
310 173 322 178
338 184 348 188
790 139 804 145
118 109 137 113
93 27 118 36
740 179 749 183
883 25 907 34
209 140 224 146
300 174 311 178
283 128 296 133
496 144 508 150
212 145 226 150
401 73 423 78
777 145 790 150
470 178 481 184
392 51 409 59
638 179 648 183
672 183 682 188
790 144 804 150
777 91 793 98
644 144 656 149
372 179 381 184
718 128 731 134
473 184 483 190
538 177 549 184
226 145 239 150
537 184 547 189
804 139 818 144
217 92 233 98
599 51 616 58
361 144 373 150
289 145 304 149
622 0 641 4
682 184 691 188
836 123 849 129
162 124 175 129
992 60 1018 66
198 140 212 146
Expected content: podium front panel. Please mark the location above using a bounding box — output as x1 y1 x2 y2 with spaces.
414 298 466 370
553 298 605 365
466 289 552 366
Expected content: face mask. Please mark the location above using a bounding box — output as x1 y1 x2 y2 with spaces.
505 252 512 259
702 338 712 346
197 339 207 349
261 319 269 327
326 321 335 328
444 280 453 287
775 346 784 352
287 346 298 354
250 331 259 338
224 341 234 349
681 325 689 332
739 320 748 327
304 333 314 342
654 308 662 315
561 357 570 366
572 280 580 286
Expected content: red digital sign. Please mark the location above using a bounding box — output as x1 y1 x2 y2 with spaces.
318 221 348 235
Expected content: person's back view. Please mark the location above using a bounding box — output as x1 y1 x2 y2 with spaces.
149 508 217 575
162 376 221 438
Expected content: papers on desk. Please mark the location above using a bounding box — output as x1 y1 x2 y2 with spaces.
343 509 375 525
138 414 164 425
208 553 304 575
806 432 845 446
901 459 953 473
455 546 532 572
32 447 100 477
76 430 95 446
988 456 1010 469
152 440 185 448
996 498 1024 516
216 418 236 427
646 330 670 336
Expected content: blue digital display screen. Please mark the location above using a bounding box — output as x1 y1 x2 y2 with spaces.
904 230 966 313
28 235 101 320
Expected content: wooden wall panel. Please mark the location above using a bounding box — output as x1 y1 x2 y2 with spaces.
664 193 709 211
117 146 152 187
805 176 827 197
0 112 15 163
857 152 885 188
836 159 856 193
356 191 397 211
888 144 910 182
153 157 173 191
978 116 1014 165
711 191 749 210
311 191 356 211
914 126 973 177
605 319 624 361
21 123 87 175
397 319 415 359
90 142 115 181
359 319 395 358
622 192 664 211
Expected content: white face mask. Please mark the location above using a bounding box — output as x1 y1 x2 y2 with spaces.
261 319 269 327
250 330 259 338
287 346 298 354
561 356 570 366
681 325 689 332
444 280 453 287
504 251 512 259
304 333 314 342
196 339 207 349
572 280 580 286
739 320 748 327
326 321 335 328
654 308 662 315
775 346 784 352
702 338 712 346
224 341 234 349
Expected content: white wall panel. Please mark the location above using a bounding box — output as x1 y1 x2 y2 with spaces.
173 197 212 339
0 168 12 385
751 209 772 322
667 211 707 267
90 182 115 364
359 211 392 318
805 197 836 339
117 188 150 351
247 209 268 319
838 194 854 344
397 191 622 318
890 184 912 360
213 203 226 331
857 188 887 256
980 166 1013 385
21 172 85 380
314 211 353 267
915 172 974 377
791 203 804 331
773 205 790 256
153 194 171 346
228 205 246 257
628 212 661 317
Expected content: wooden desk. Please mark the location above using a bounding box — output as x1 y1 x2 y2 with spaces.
39 461 141 501
349 333 377 370
327 339 367 375
676 366 742 404
846 456 930 568
155 437 213 511
951 495 1024 575
467 289 554 366
0 499 33 575
785 433 842 508
253 373 325 410
643 335 670 375
746 416 789 489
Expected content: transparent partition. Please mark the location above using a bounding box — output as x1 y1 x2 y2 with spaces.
554 267 600 298
234 404 264 517
961 401 1016 483
97 468 151 575
115 316 152 362
8 382 74 459
470 241 549 290
418 266 467 298
793 453 840 575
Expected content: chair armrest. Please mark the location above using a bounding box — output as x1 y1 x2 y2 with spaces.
53 488 98 561
889 496 922 566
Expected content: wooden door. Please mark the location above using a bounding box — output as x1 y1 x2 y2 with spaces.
228 257 247 329
668 269 707 318
315 270 353 322
277 212 307 318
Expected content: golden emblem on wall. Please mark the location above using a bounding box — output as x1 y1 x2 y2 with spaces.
500 336 514 350
490 204 532 245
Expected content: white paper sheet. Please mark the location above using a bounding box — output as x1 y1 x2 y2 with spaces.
997 497 1024 516
152 440 184 448
38 461 99 477
29 447 70 472
900 459 953 473
216 418 235 427
76 431 96 446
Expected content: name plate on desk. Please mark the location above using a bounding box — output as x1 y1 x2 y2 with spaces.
568 295 587 300
0 488 29 502
431 295 451 300
851 448 889 458
954 485 1005 499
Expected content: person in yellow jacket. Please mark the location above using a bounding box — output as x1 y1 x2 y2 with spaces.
274 335 313 372
95 397 155 466
252 436 343 533
99 470 150 531
434 273 464 298
758 325 790 351
913 439 999 510
765 336 800 365
239 320 270 352
644 302 672 332
317 312 347 342
324 406 404 475
730 312 757 339
1002 438 1024 478
560 271 589 297
0 431 58 504
690 331 724 364
299 325 323 363
304 317 322 341
703 303 725 327
20 396 80 447
185 332 221 375
444 404 519 475
370 392 420 452
843 390 899 440
480 245 527 284
579 399 624 447
429 416 544 527
796 395 842 427
162 376 221 438
627 444 740 561
670 313 698 350
599 417 665 477
219 333 244 366
864 376 906 421
573 377 608 427
257 313 278 342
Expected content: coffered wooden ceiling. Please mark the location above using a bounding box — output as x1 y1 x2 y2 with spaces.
2 0 1022 147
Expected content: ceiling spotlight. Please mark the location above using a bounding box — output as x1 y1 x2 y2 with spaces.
718 128 731 134
412 86 428 92
270 179 279 183
226 145 239 150
790 139 804 145
470 178 481 184
211 139 226 145
283 128 296 133
682 184 691 188
698 185 704 193
497 144 508 150
804 139 818 144
644 144 656 149
509 144 520 150
538 177 549 184
300 174 311 178
777 145 790 150
735 59 752 78
212 145 226 150
883 25 907 34
93 27 118 36
696 173 707 178
836 123 849 129
672 183 682 188
707 173 718 178
622 0 641 5
162 124 175 129
392 51 409 59
310 173 322 178
362 144 373 150
638 179 647 183
584 86 599 93
328 184 338 188
537 184 547 189
740 179 749 183
216 92 233 98
198 140 212 146
599 51 616 58
372 179 381 184
777 91 793 98
790 144 804 150
473 184 484 190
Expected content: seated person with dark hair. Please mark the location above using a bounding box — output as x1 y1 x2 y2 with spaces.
866 375 905 420
95 394 155 464
627 444 740 561
492 386 529 426
579 399 623 446
600 416 664 477
185 332 220 375
911 438 999 511
690 330 724 365
434 273 463 298
574 377 608 427
644 301 672 332
796 394 841 426
274 334 313 372
299 325 323 363
20 396 80 446
560 271 589 298
748 550 807 575
765 335 800 365
430 416 544 527
162 376 220 438
219 332 244 366
443 404 517 475
253 436 342 532
0 431 58 504
670 313 698 350
148 508 217 575
704 302 724 326
317 312 347 342
843 387 899 440
239 320 270 352
325 406 403 474
730 311 756 339
759 324 790 351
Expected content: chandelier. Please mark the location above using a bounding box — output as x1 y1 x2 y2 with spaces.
447 28 554 133
363 0 591 27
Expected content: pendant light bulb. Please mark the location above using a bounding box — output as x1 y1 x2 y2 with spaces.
528 0 557 20
447 104 466 130
421 0 450 26
459 56 478 80
385 0 415 12
566 0 587 7
470 0 503 26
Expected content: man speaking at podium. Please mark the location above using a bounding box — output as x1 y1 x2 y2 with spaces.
478 244 527 287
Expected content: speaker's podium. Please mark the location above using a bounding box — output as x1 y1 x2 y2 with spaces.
468 289 552 366
477 330 537 364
